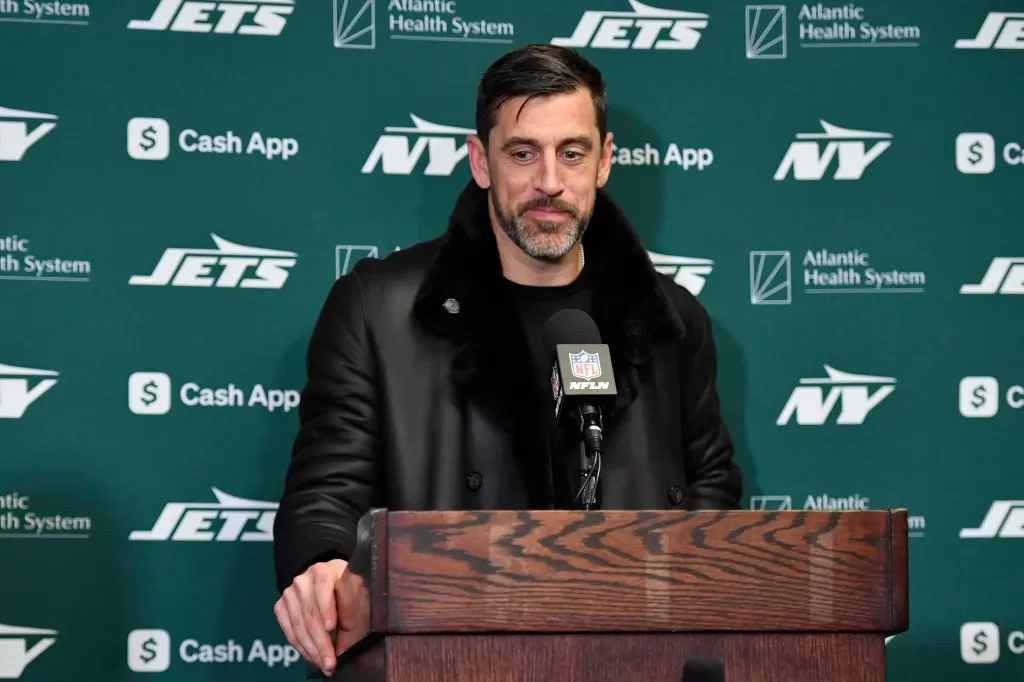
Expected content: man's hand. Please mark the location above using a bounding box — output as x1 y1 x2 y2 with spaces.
274 559 350 676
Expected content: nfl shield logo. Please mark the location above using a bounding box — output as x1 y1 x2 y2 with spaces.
569 351 602 380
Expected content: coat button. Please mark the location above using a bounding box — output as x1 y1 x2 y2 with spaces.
467 472 482 491
668 485 683 505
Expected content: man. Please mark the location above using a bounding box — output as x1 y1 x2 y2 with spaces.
272 44 742 676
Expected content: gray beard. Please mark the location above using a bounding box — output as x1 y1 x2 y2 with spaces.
491 189 591 261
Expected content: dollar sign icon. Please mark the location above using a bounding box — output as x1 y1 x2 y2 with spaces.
140 637 158 664
973 630 988 656
971 385 987 409
141 381 159 407
139 126 157 152
968 141 983 165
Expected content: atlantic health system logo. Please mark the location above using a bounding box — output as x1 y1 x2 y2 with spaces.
334 0 517 49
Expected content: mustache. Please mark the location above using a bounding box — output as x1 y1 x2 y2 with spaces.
517 197 578 217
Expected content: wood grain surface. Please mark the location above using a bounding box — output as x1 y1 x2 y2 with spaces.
374 509 906 633
380 632 885 682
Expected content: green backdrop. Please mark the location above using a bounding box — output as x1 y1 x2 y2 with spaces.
2 0 1022 679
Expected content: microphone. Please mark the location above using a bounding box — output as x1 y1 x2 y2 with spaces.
681 655 725 682
543 309 617 510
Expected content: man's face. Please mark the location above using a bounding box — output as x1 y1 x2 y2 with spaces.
468 88 613 261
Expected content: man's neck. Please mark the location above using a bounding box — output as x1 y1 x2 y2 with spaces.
493 226 583 287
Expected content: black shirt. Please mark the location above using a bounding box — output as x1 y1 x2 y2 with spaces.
503 266 594 508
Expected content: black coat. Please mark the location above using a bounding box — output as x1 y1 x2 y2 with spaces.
273 180 743 592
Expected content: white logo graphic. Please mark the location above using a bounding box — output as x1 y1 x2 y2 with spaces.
960 258 1024 295
335 244 400 278
0 234 93 283
956 133 996 174
962 622 1001 663
337 245 377 277
127 630 299 670
129 234 296 289
334 0 515 48
745 5 786 58
129 372 173 415
0 623 57 679
955 12 1024 49
960 376 999 418
128 629 171 673
128 372 300 415
0 363 58 419
611 142 713 169
0 491 92 539
0 1 90 25
335 0 375 48
795 4 919 49
961 502 1024 539
750 494 926 535
127 0 293 36
749 250 791 304
552 0 708 50
0 105 57 162
775 120 892 181
778 365 896 426
129 487 276 542
750 494 870 511
649 252 713 295
363 113 474 176
127 117 298 161
127 117 170 160
955 132 1022 173
751 249 923 303
746 4 920 57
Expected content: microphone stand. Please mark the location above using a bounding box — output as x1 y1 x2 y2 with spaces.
574 405 602 510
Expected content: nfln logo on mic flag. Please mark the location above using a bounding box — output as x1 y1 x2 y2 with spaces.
556 345 617 393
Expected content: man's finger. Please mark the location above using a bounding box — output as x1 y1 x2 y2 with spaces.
296 576 339 674
283 588 320 667
314 568 338 632
274 599 298 651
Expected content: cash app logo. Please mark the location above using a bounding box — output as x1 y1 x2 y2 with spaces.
956 133 996 174
960 377 999 418
128 629 171 672
129 372 172 415
127 118 170 160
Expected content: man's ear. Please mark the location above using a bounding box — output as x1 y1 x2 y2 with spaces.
597 131 614 189
467 135 491 189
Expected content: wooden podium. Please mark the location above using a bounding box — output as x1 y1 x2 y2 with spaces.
311 508 909 681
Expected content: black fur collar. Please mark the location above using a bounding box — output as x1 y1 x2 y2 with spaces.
412 179 686 419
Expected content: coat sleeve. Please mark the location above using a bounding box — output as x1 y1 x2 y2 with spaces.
273 269 380 594
680 302 743 510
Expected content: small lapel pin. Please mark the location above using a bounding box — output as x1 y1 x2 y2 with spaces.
443 298 460 314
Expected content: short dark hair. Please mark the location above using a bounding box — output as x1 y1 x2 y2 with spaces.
475 44 607 148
